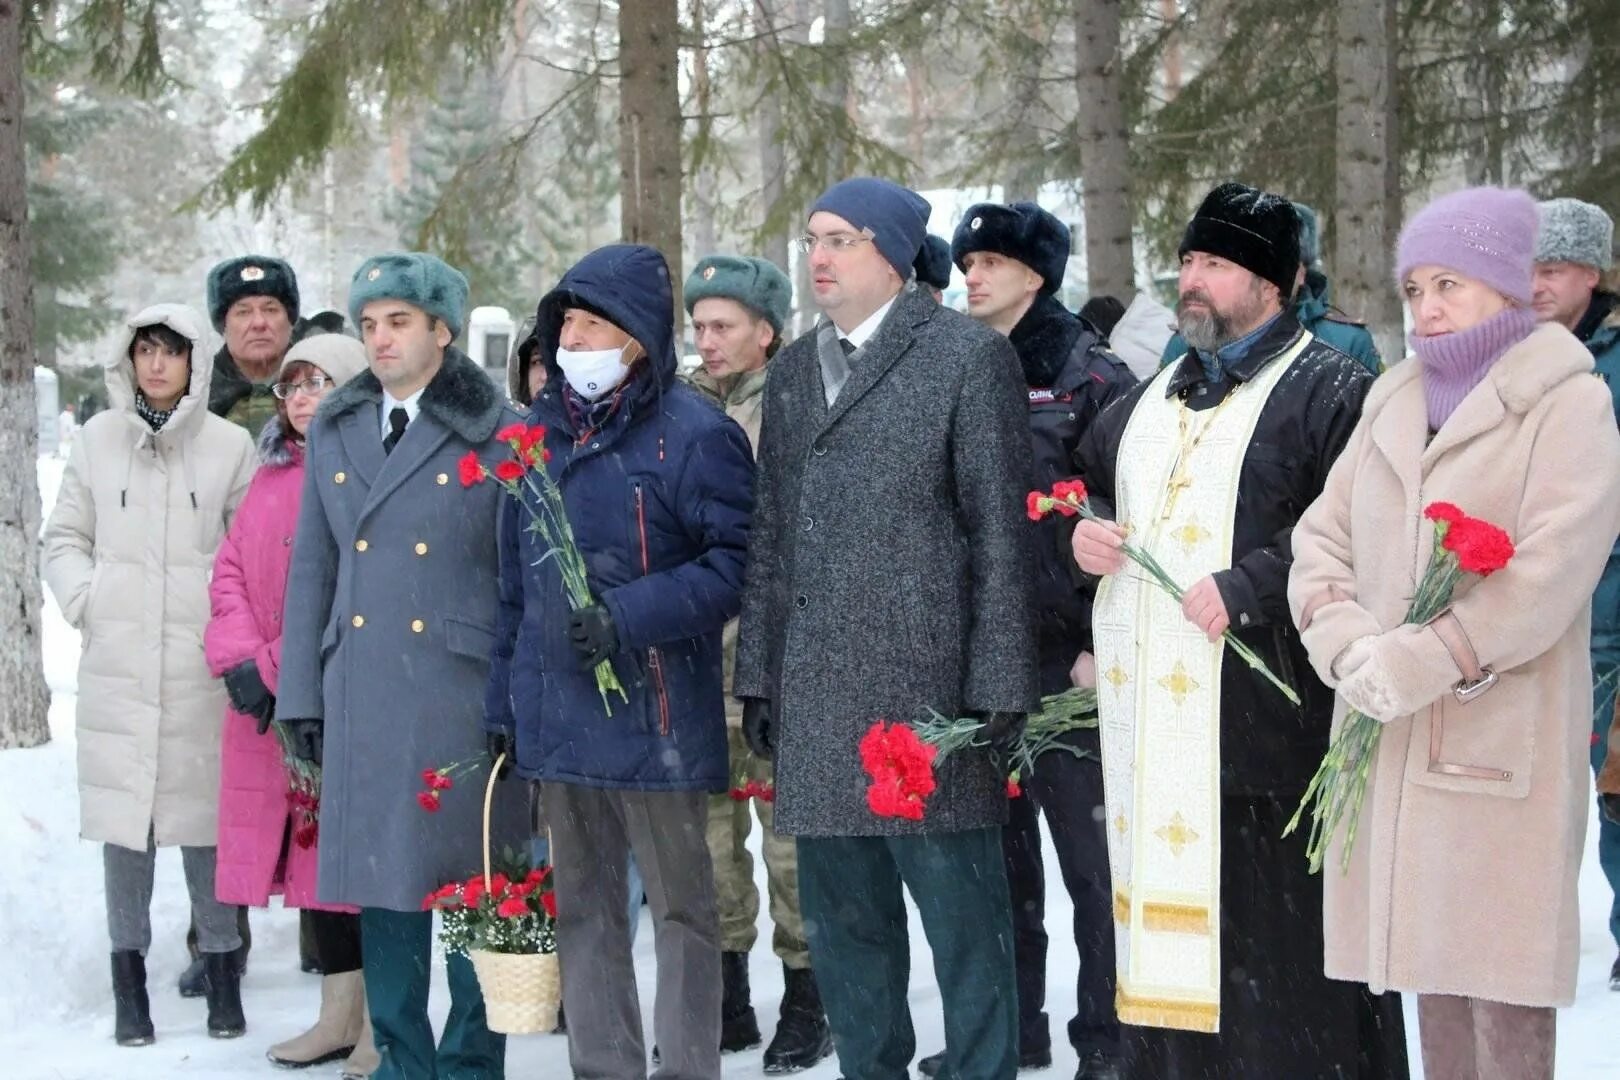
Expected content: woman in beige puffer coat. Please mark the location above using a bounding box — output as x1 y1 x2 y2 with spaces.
44 302 256 1047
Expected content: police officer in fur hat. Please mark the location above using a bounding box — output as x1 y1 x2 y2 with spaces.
910 201 1137 1080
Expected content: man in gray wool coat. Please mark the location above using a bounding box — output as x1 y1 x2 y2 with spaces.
733 177 1039 1080
278 251 526 1080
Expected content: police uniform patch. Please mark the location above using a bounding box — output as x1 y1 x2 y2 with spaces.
970 216 983 230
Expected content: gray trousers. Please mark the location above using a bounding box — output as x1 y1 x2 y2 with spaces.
104 830 241 956
1417 994 1555 1080
540 782 721 1080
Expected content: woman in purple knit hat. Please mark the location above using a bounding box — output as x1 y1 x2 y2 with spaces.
1288 186 1620 1079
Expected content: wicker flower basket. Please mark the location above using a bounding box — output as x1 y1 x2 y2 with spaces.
466 754 560 1035
468 947 560 1034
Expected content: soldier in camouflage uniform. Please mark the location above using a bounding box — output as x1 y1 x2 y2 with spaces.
684 253 833 1074
205 255 300 432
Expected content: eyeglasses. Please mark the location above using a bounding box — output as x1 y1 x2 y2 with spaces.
271 375 334 400
792 232 874 255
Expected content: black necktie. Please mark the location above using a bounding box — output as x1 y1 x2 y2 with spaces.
840 338 857 356
382 406 408 455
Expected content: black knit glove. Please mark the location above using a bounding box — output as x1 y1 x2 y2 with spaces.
224 660 276 734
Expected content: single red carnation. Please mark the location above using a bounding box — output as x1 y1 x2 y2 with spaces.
1444 516 1515 576
1052 478 1088 504
520 425 548 452
1026 492 1047 521
458 450 485 487
757 783 775 803
1006 778 1022 798
293 823 319 849
416 791 441 813
490 873 511 897
728 787 748 802
493 459 525 483
496 422 529 445
496 896 529 919
430 773 453 792
462 877 486 907
420 768 438 786
1423 501 1464 525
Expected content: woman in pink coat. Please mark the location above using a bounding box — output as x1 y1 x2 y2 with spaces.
205 330 378 1076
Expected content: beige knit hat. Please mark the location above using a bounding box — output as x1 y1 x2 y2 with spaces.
278 333 368 388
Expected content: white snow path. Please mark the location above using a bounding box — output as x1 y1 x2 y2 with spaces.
2 456 1614 1078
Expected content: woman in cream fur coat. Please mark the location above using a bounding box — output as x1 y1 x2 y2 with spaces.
1290 186 1620 1080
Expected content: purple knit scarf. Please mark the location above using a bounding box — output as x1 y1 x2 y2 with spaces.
1411 307 1538 430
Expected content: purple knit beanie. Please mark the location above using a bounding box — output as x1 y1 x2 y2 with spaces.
1395 187 1539 304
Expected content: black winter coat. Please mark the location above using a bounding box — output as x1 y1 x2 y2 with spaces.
1013 295 1138 692
1071 314 1373 795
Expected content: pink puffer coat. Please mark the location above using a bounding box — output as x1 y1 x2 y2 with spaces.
205 422 353 912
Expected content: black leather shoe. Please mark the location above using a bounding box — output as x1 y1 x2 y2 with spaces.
763 965 832 1073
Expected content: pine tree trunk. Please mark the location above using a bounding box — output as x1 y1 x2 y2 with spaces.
824 0 851 181
1072 0 1135 300
0 0 53 750
618 0 684 316
754 0 790 274
1334 0 1403 362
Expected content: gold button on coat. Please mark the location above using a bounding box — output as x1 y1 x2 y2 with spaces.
355 539 369 552
334 471 347 484
411 619 425 633
414 542 428 555
351 615 365 628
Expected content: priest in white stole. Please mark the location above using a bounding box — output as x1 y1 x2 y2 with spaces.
1068 183 1410 1079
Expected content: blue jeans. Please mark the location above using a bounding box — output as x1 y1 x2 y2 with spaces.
532 834 645 945
1592 644 1620 952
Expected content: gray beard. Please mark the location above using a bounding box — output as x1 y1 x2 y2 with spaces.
1178 307 1237 352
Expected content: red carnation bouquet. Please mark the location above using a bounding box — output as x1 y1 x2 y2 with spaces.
462 423 628 714
1285 501 1516 872
1030 480 1299 706
270 728 321 850
728 778 775 803
423 858 559 956
859 688 1100 819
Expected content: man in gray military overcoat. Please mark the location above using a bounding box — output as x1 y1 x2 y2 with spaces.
279 252 525 1080
733 177 1039 1080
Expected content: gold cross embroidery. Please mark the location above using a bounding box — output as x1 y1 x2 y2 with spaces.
1155 811 1200 857
1172 516 1211 555
1157 660 1200 706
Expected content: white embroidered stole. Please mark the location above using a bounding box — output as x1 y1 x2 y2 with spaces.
1091 334 1311 1033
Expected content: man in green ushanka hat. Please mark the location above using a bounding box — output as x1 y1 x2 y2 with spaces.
681 253 831 1072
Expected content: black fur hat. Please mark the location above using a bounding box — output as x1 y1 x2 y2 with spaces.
913 235 953 290
206 255 300 332
950 202 1070 294
1178 183 1299 298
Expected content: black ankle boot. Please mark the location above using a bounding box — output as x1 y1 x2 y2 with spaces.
111 951 155 1046
720 950 762 1052
763 965 832 1073
204 952 246 1038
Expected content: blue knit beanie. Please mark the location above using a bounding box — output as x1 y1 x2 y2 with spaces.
809 178 932 279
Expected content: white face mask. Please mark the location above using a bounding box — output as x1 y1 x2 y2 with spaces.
556 345 631 401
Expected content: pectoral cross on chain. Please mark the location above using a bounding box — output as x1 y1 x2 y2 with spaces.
1160 456 1194 522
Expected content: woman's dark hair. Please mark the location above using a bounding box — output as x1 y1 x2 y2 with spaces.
129 323 192 359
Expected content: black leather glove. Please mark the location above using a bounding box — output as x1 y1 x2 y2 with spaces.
282 718 324 766
567 605 618 670
223 660 276 734
1602 793 1620 827
487 731 515 780
977 711 1027 757
741 697 774 759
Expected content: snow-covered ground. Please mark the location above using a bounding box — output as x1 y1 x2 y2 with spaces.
3 456 1615 1079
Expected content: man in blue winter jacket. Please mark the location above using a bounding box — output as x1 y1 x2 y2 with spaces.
484 243 756 1078
1533 196 1620 990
